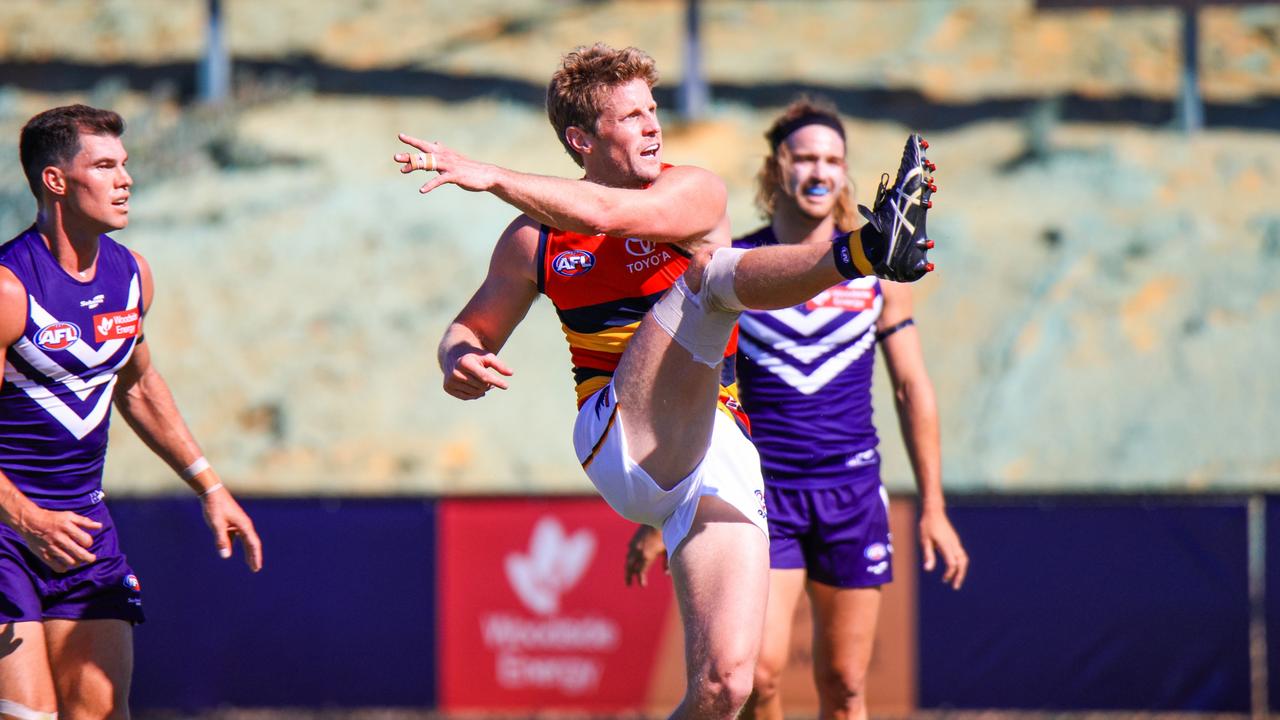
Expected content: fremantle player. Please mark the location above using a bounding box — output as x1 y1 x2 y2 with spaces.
406 45 936 719
626 99 967 720
0 105 262 719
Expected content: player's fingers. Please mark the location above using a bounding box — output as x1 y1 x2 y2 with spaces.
66 515 100 548
480 369 510 391
418 174 449 195
397 133 432 152
951 551 969 590
236 522 264 572
456 358 504 387
451 371 491 393
69 514 103 532
67 526 95 550
443 379 486 400
450 373 494 398
921 536 936 572
210 518 232 559
939 546 959 585
60 536 96 566
483 355 515 377
42 547 76 573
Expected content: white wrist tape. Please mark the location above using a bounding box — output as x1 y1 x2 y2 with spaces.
182 456 210 481
199 482 224 498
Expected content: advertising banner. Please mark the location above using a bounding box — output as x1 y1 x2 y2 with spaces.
439 497 676 712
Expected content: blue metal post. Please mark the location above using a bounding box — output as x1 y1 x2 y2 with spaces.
1177 4 1203 132
198 0 230 104
679 0 709 122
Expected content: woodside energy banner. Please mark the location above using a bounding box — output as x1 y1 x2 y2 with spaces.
436 496 919 715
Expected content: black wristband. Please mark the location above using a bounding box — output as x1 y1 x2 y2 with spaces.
831 232 861 280
876 317 915 341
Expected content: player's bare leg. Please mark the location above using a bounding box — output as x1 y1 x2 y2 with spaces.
610 313 724 489
667 496 770 720
688 239 844 311
44 619 132 720
0 622 57 719
742 568 807 720
808 584 881 720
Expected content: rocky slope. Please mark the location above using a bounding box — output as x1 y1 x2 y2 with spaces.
0 0 1276 494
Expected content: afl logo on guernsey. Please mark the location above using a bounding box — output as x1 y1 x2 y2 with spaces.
36 322 80 350
864 543 889 562
552 249 596 277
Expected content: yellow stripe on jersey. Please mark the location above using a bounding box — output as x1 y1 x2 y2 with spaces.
561 322 642 354
575 376 612 405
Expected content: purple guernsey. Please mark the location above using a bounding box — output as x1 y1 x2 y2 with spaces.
0 225 142 509
734 226 882 488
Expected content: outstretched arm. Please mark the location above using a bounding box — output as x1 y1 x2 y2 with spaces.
396 134 727 244
0 267 103 572
878 281 967 589
113 251 263 572
439 215 541 400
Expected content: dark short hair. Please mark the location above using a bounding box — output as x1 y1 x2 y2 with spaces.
19 104 125 198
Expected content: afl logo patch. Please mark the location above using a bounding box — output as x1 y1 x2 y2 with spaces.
36 322 80 350
552 249 596 277
864 542 889 562
124 574 141 592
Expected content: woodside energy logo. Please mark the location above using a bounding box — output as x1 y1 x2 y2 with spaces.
483 516 619 695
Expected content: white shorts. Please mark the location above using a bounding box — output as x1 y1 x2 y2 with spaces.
573 382 769 556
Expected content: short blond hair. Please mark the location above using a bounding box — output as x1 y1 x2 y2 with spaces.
754 97 858 231
547 43 659 167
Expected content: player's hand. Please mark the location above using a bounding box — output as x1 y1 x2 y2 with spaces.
16 507 101 573
920 507 967 590
201 486 263 572
443 351 514 400
395 134 496 195
624 524 667 587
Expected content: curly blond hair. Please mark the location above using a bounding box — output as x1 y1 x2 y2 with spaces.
754 97 858 231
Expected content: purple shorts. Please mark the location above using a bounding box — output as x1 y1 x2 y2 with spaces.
766 478 893 588
0 501 145 624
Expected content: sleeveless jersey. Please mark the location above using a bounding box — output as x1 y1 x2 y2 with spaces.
0 226 143 509
536 222 744 428
733 226 881 487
